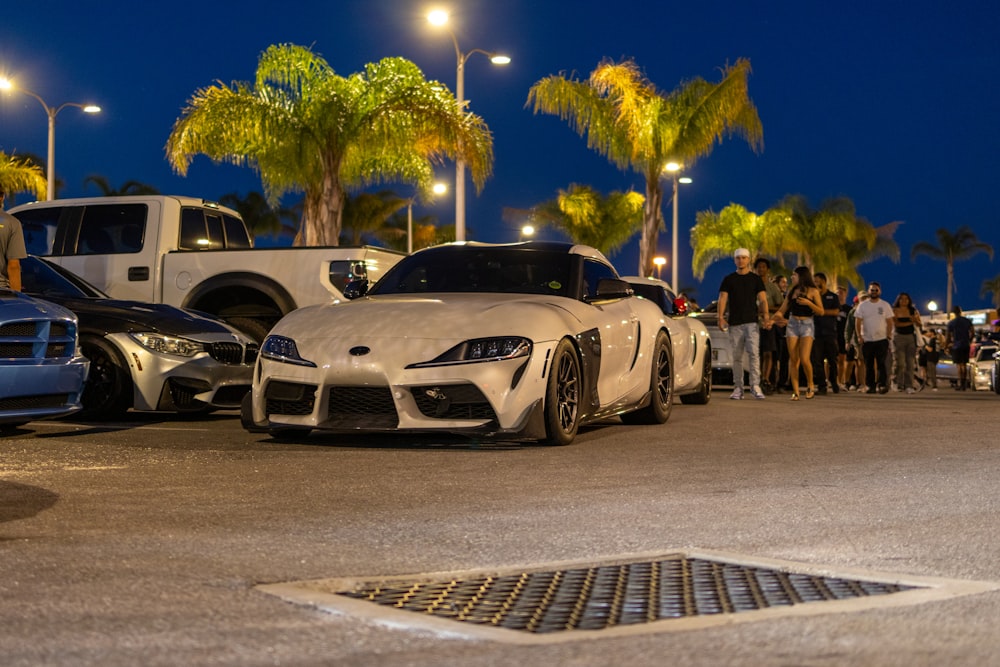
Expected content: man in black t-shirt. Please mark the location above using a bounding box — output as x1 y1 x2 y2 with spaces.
718 248 769 400
946 306 975 390
811 273 841 394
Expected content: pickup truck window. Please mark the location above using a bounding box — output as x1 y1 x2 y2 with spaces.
77 204 147 255
180 207 252 250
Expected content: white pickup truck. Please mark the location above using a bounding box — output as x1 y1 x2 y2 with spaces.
11 195 405 341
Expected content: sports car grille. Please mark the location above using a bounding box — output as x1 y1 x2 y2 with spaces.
207 341 258 365
0 320 76 359
0 394 71 411
328 386 398 428
412 384 497 421
265 381 317 416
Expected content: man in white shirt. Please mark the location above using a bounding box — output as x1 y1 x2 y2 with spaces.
853 281 894 393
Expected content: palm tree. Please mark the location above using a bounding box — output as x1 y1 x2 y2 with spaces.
219 191 297 240
839 221 902 290
341 191 408 245
980 275 1000 309
527 58 763 277
912 226 994 313
83 174 160 196
166 44 493 247
690 203 767 278
0 152 46 203
503 184 644 257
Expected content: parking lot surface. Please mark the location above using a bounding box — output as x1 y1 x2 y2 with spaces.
2 389 999 666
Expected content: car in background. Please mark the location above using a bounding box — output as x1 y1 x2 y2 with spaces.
992 349 1000 394
20 256 258 418
620 276 713 404
0 289 89 431
686 301 750 387
935 344 997 391
243 242 679 445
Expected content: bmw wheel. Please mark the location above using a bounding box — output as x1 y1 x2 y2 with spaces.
542 338 581 445
80 337 133 419
622 330 674 424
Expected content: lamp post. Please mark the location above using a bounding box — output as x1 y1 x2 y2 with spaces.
407 182 447 254
427 10 510 242
0 77 100 201
519 224 535 242
663 162 692 290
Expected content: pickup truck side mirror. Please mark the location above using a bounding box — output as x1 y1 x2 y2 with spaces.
343 279 369 300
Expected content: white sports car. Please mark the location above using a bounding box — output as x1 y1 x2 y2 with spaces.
242 242 708 445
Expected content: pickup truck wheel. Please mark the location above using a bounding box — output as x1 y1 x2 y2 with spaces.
227 317 271 344
80 337 133 419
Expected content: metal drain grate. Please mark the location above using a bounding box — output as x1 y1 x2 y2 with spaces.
335 554 916 635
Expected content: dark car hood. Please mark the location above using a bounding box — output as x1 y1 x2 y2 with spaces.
30 295 231 336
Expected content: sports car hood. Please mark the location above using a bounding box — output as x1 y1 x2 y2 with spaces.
32 296 233 336
273 293 587 343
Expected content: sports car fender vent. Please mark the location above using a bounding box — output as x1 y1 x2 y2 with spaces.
412 384 498 420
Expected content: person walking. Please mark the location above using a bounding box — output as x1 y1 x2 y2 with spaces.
854 282 894 394
718 248 770 400
918 337 940 391
836 286 851 390
946 306 975 391
755 257 784 393
0 188 27 291
773 274 790 391
844 291 868 390
892 292 922 394
768 266 823 400
811 272 841 394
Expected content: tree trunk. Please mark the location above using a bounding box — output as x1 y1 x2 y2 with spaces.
298 162 344 247
946 261 955 314
638 174 664 278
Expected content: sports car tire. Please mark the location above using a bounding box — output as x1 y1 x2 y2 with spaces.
542 338 581 446
80 336 133 419
621 330 674 424
680 342 712 405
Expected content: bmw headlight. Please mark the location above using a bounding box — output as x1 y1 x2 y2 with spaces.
409 336 532 367
261 335 316 367
130 333 204 357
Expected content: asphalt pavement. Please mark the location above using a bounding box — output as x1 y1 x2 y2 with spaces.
1 387 999 666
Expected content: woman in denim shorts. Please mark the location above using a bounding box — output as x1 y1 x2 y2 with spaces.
768 266 824 400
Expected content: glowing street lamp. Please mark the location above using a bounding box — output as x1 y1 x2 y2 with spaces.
0 77 101 201
662 162 692 291
520 224 535 242
652 256 666 280
427 9 510 242
407 182 448 254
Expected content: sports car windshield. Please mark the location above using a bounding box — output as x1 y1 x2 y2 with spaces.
369 247 573 297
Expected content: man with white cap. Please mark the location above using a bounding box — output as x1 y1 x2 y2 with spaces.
717 248 770 399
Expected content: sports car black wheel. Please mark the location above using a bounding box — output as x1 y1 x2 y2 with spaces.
622 330 674 424
542 338 581 445
80 336 133 419
680 341 712 405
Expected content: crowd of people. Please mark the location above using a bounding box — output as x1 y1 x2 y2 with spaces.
718 249 1000 400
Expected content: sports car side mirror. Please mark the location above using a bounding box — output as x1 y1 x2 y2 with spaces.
343 279 369 300
592 278 634 301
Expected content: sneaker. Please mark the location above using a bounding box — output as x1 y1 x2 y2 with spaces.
905 387 916 394
878 385 889 394
730 389 744 400
848 385 857 392
751 385 765 400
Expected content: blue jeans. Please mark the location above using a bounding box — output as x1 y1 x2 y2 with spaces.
730 322 761 389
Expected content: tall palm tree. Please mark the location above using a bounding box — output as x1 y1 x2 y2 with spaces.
83 174 160 196
912 226 994 313
980 275 1000 309
527 58 763 277
690 203 767 278
0 152 46 203
503 184 644 257
166 44 493 246
341 191 408 245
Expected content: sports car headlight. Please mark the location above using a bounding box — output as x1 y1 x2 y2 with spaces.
260 335 316 367
130 332 204 357
409 336 532 368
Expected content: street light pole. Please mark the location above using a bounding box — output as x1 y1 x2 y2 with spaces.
427 11 509 242
0 78 100 201
663 162 692 290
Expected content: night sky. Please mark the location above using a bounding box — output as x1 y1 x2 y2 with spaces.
3 0 998 311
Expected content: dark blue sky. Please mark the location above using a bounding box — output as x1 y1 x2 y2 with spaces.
3 0 998 310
